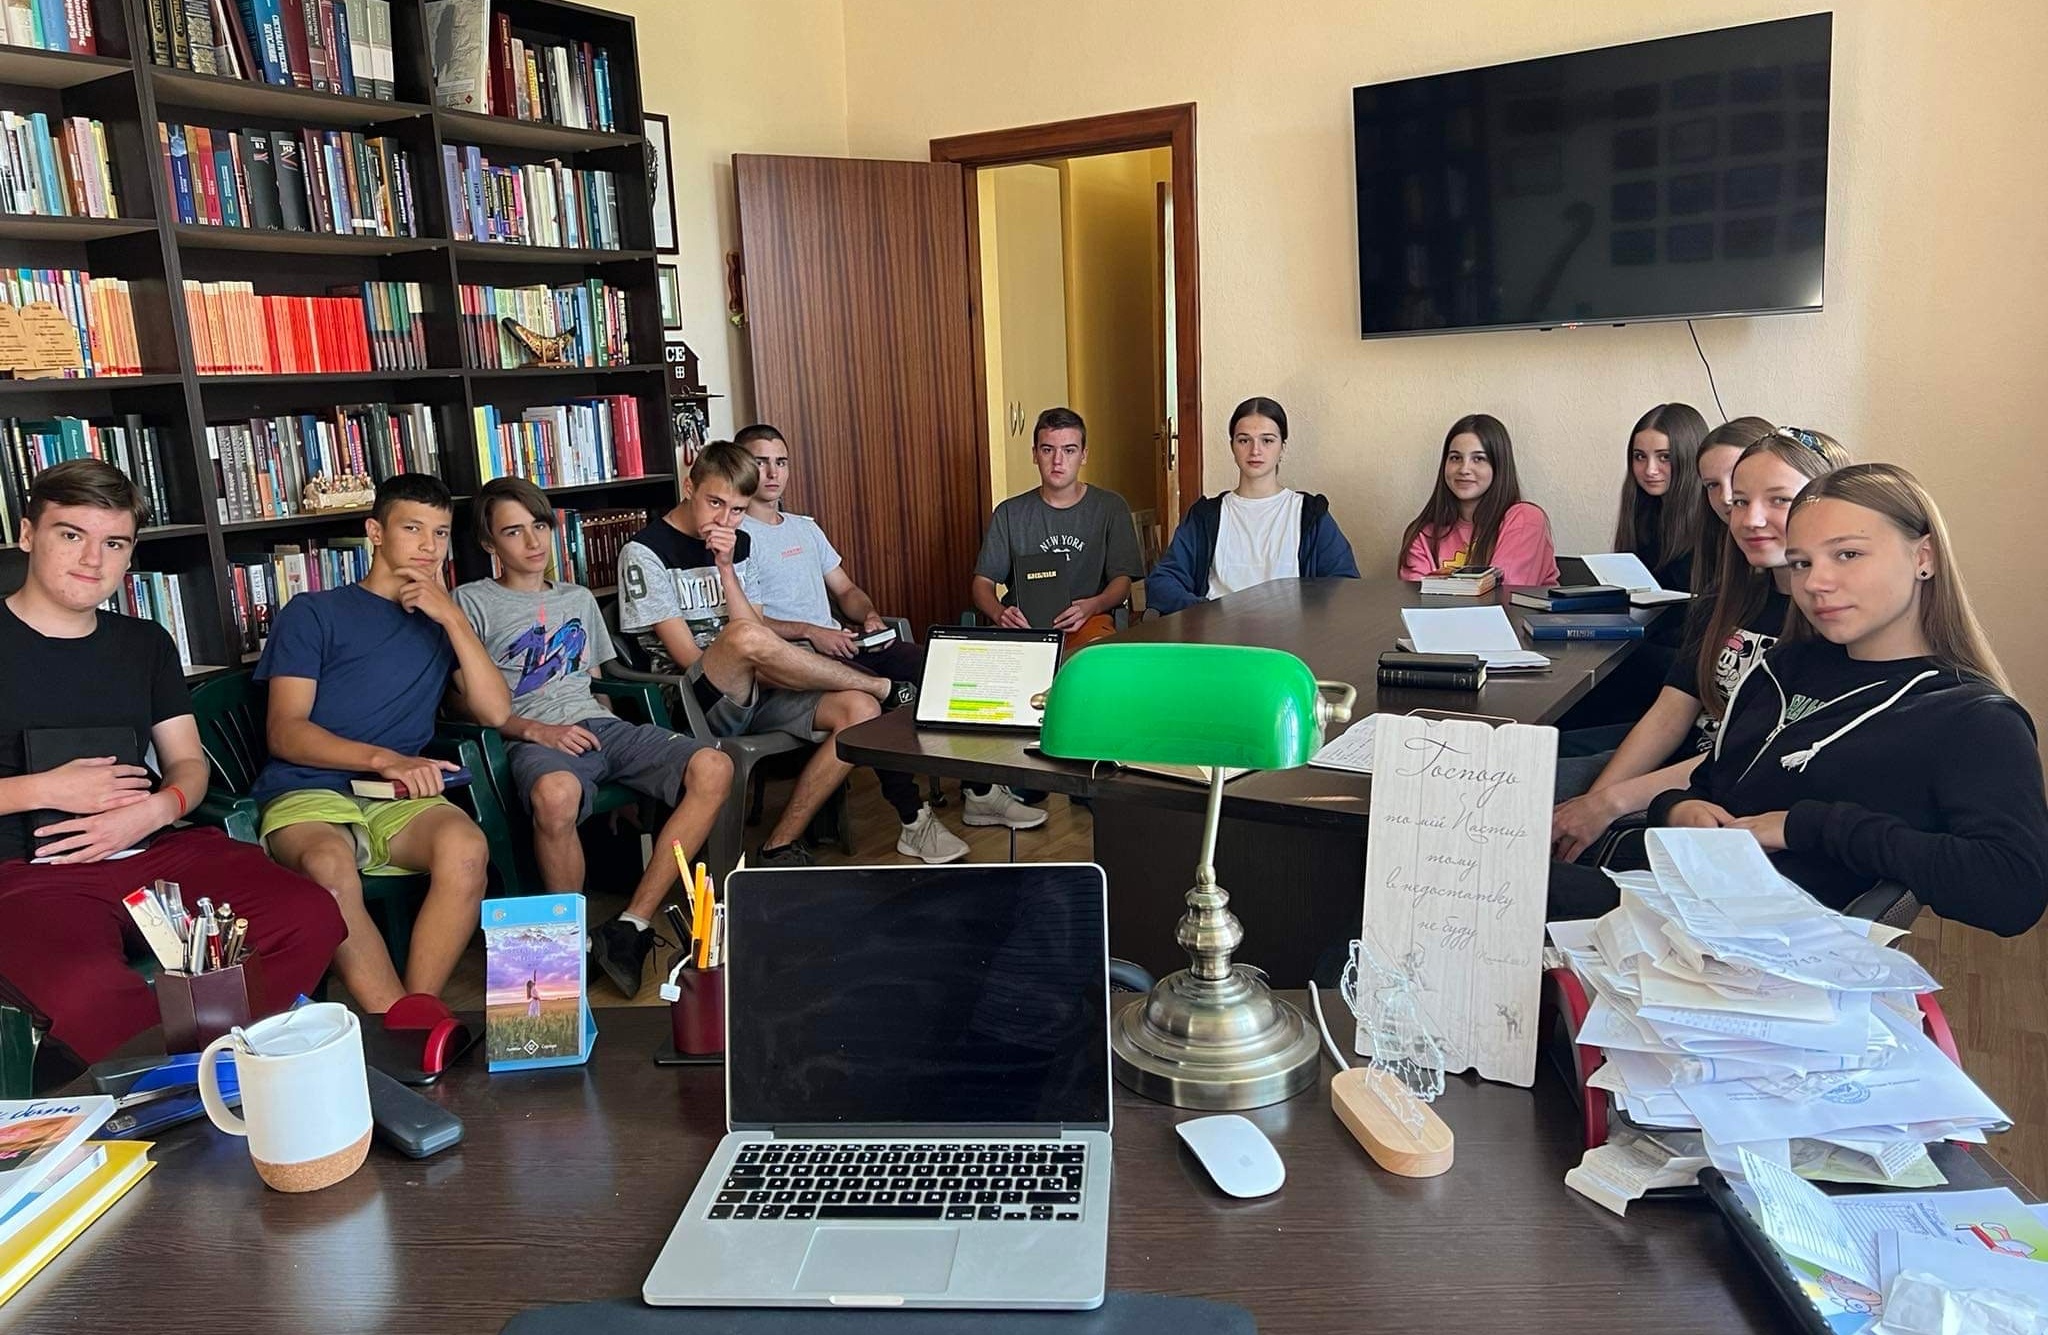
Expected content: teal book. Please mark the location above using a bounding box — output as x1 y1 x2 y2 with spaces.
481 892 597 1072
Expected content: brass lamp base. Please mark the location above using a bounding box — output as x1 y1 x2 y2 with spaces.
1111 966 1323 1110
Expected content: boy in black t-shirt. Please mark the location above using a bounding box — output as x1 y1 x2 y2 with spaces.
0 461 345 1082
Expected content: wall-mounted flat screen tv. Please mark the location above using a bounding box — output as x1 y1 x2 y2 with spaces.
1353 13 1831 338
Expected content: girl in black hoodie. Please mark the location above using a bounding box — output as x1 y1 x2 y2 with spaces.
1551 463 2048 937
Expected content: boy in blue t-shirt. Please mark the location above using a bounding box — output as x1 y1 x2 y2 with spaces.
251 474 513 1014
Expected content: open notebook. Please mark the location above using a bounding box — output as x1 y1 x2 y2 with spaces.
1398 606 1550 672
1576 552 1690 606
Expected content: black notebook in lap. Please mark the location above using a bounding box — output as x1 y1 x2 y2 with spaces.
1010 553 1074 630
22 726 157 862
501 1294 1256 1334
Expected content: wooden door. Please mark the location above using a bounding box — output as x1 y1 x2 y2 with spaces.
734 154 982 637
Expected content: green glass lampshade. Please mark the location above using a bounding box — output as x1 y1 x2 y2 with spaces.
1038 642 1324 772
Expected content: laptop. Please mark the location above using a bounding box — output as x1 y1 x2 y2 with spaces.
643 863 1113 1310
914 625 1064 733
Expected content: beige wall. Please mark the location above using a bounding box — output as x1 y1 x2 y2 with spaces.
608 0 850 441
983 164 1071 505
1061 149 1172 515
838 0 2048 706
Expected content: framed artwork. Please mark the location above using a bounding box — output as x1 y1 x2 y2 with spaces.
658 265 684 330
646 111 679 254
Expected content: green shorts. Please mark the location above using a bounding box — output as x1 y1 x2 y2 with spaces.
258 789 454 874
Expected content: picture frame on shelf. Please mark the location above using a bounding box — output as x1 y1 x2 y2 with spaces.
646 112 679 254
658 265 683 329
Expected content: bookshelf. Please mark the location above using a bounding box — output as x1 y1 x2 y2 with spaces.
0 0 674 677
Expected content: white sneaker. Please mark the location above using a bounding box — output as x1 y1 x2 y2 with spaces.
897 806 969 864
963 787 1049 830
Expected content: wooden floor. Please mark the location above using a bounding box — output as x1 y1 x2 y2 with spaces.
441 772 2048 1193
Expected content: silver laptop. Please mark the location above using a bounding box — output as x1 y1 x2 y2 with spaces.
643 862 1113 1310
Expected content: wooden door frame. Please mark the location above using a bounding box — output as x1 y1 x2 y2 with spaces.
931 103 1202 522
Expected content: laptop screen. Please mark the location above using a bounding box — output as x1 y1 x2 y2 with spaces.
725 864 1110 1130
914 627 1063 731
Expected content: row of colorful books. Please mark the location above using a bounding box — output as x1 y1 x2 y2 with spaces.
0 415 176 542
228 537 373 652
426 2 616 132
0 1099 153 1308
0 269 143 378
182 279 426 375
458 279 633 370
472 395 643 490
147 0 398 102
0 112 120 220
161 122 419 237
546 506 648 591
111 568 201 668
208 401 443 522
0 0 99 53
443 147 621 250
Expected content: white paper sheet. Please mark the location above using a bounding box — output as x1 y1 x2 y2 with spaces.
1308 714 1381 774
1879 1231 2048 1304
1741 1148 1886 1287
1398 605 1551 669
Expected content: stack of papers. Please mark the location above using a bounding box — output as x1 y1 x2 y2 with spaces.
1398 605 1550 671
1552 830 2008 1194
1578 551 1691 606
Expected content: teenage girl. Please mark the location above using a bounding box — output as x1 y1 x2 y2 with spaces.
1593 465 2046 935
1397 414 1559 587
1551 422 1846 857
1613 402 1710 592
1146 397 1359 614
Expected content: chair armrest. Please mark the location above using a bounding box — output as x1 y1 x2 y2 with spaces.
190 791 261 845
602 665 713 740
1590 811 1653 871
590 677 672 730
1843 881 1921 928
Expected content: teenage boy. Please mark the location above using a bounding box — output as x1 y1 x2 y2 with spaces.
456 477 735 996
0 460 345 1078
618 443 918 868
253 474 512 1014
972 406 1143 631
736 423 1044 861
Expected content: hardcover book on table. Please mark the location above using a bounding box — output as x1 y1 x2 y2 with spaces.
481 893 596 1072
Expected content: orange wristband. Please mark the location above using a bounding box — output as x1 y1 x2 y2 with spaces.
167 785 188 817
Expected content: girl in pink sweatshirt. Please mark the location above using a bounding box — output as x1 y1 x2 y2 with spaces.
1398 413 1560 587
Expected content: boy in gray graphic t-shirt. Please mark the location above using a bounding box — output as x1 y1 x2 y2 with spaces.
972 406 1143 631
457 477 734 998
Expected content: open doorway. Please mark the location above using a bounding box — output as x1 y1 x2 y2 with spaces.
933 106 1201 561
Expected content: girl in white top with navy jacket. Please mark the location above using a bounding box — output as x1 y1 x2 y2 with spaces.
1647 464 2048 937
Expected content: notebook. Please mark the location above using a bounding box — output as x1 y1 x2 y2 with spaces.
21 727 155 863
1398 606 1550 671
1577 552 1691 606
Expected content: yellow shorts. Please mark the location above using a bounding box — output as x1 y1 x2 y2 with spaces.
258 789 453 874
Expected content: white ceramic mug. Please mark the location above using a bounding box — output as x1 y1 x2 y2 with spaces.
199 1003 372 1193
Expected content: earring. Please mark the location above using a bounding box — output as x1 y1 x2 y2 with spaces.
1917 571 1932 581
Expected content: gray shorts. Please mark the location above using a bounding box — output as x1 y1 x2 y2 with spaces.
686 661 823 743
507 714 711 823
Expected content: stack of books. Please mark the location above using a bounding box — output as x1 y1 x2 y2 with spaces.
183 279 427 374
111 569 199 668
0 1098 153 1307
546 506 647 589
1 416 173 542
145 0 397 101
207 401 443 522
1376 650 1486 691
1509 583 1630 612
0 269 141 378
228 537 370 651
458 279 633 369
472 396 643 488
0 1 99 53
443 148 621 250
0 113 120 219
161 123 419 237
1418 565 1499 596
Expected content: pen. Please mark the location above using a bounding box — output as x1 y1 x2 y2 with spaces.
663 903 694 967
709 903 726 970
223 917 248 968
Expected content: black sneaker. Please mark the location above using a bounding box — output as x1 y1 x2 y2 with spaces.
590 918 654 998
757 841 815 868
882 679 919 712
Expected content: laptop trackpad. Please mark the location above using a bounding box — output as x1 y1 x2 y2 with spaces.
795 1227 960 1294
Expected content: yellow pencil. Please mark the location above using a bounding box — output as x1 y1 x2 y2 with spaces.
694 878 714 969
673 840 700 918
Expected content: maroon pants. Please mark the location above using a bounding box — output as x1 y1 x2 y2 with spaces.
0 826 347 1067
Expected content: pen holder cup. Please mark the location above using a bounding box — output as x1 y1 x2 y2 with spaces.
158 957 263 1054
669 968 725 1056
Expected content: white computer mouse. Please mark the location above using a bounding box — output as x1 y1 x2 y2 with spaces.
1174 1114 1285 1198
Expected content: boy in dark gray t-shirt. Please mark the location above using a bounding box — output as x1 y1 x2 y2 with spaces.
458 478 735 997
971 407 1143 632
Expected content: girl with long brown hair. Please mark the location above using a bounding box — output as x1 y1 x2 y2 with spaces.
1397 414 1559 587
1635 463 2047 936
1611 402 1709 592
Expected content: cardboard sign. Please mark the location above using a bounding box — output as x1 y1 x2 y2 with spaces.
19 302 84 374
1357 714 1557 1086
0 305 31 372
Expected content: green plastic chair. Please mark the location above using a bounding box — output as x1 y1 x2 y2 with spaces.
188 671 522 966
442 676 679 892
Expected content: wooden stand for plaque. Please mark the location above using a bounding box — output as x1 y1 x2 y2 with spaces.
1331 1067 1454 1178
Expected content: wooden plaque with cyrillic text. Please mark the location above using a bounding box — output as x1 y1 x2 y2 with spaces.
1357 715 1557 1086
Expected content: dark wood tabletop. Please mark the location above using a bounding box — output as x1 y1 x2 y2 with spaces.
9 999 1891 1334
842 578 1667 834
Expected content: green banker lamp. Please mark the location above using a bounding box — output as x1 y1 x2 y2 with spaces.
1038 642 1355 1109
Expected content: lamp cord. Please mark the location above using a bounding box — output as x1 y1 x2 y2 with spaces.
1306 981 1351 1072
1687 319 1728 421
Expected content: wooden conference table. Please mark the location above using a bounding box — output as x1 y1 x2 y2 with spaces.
14 1000 1949 1335
841 578 1666 986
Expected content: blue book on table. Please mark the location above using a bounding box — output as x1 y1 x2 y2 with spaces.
1522 613 1644 641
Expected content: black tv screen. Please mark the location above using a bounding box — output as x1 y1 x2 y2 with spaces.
1353 14 1831 338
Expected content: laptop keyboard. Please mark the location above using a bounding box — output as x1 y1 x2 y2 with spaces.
709 1140 1088 1223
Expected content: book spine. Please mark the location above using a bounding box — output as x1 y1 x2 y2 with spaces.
1377 668 1484 691
1526 626 1643 641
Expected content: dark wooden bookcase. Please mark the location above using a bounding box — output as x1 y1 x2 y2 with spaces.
0 0 674 673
